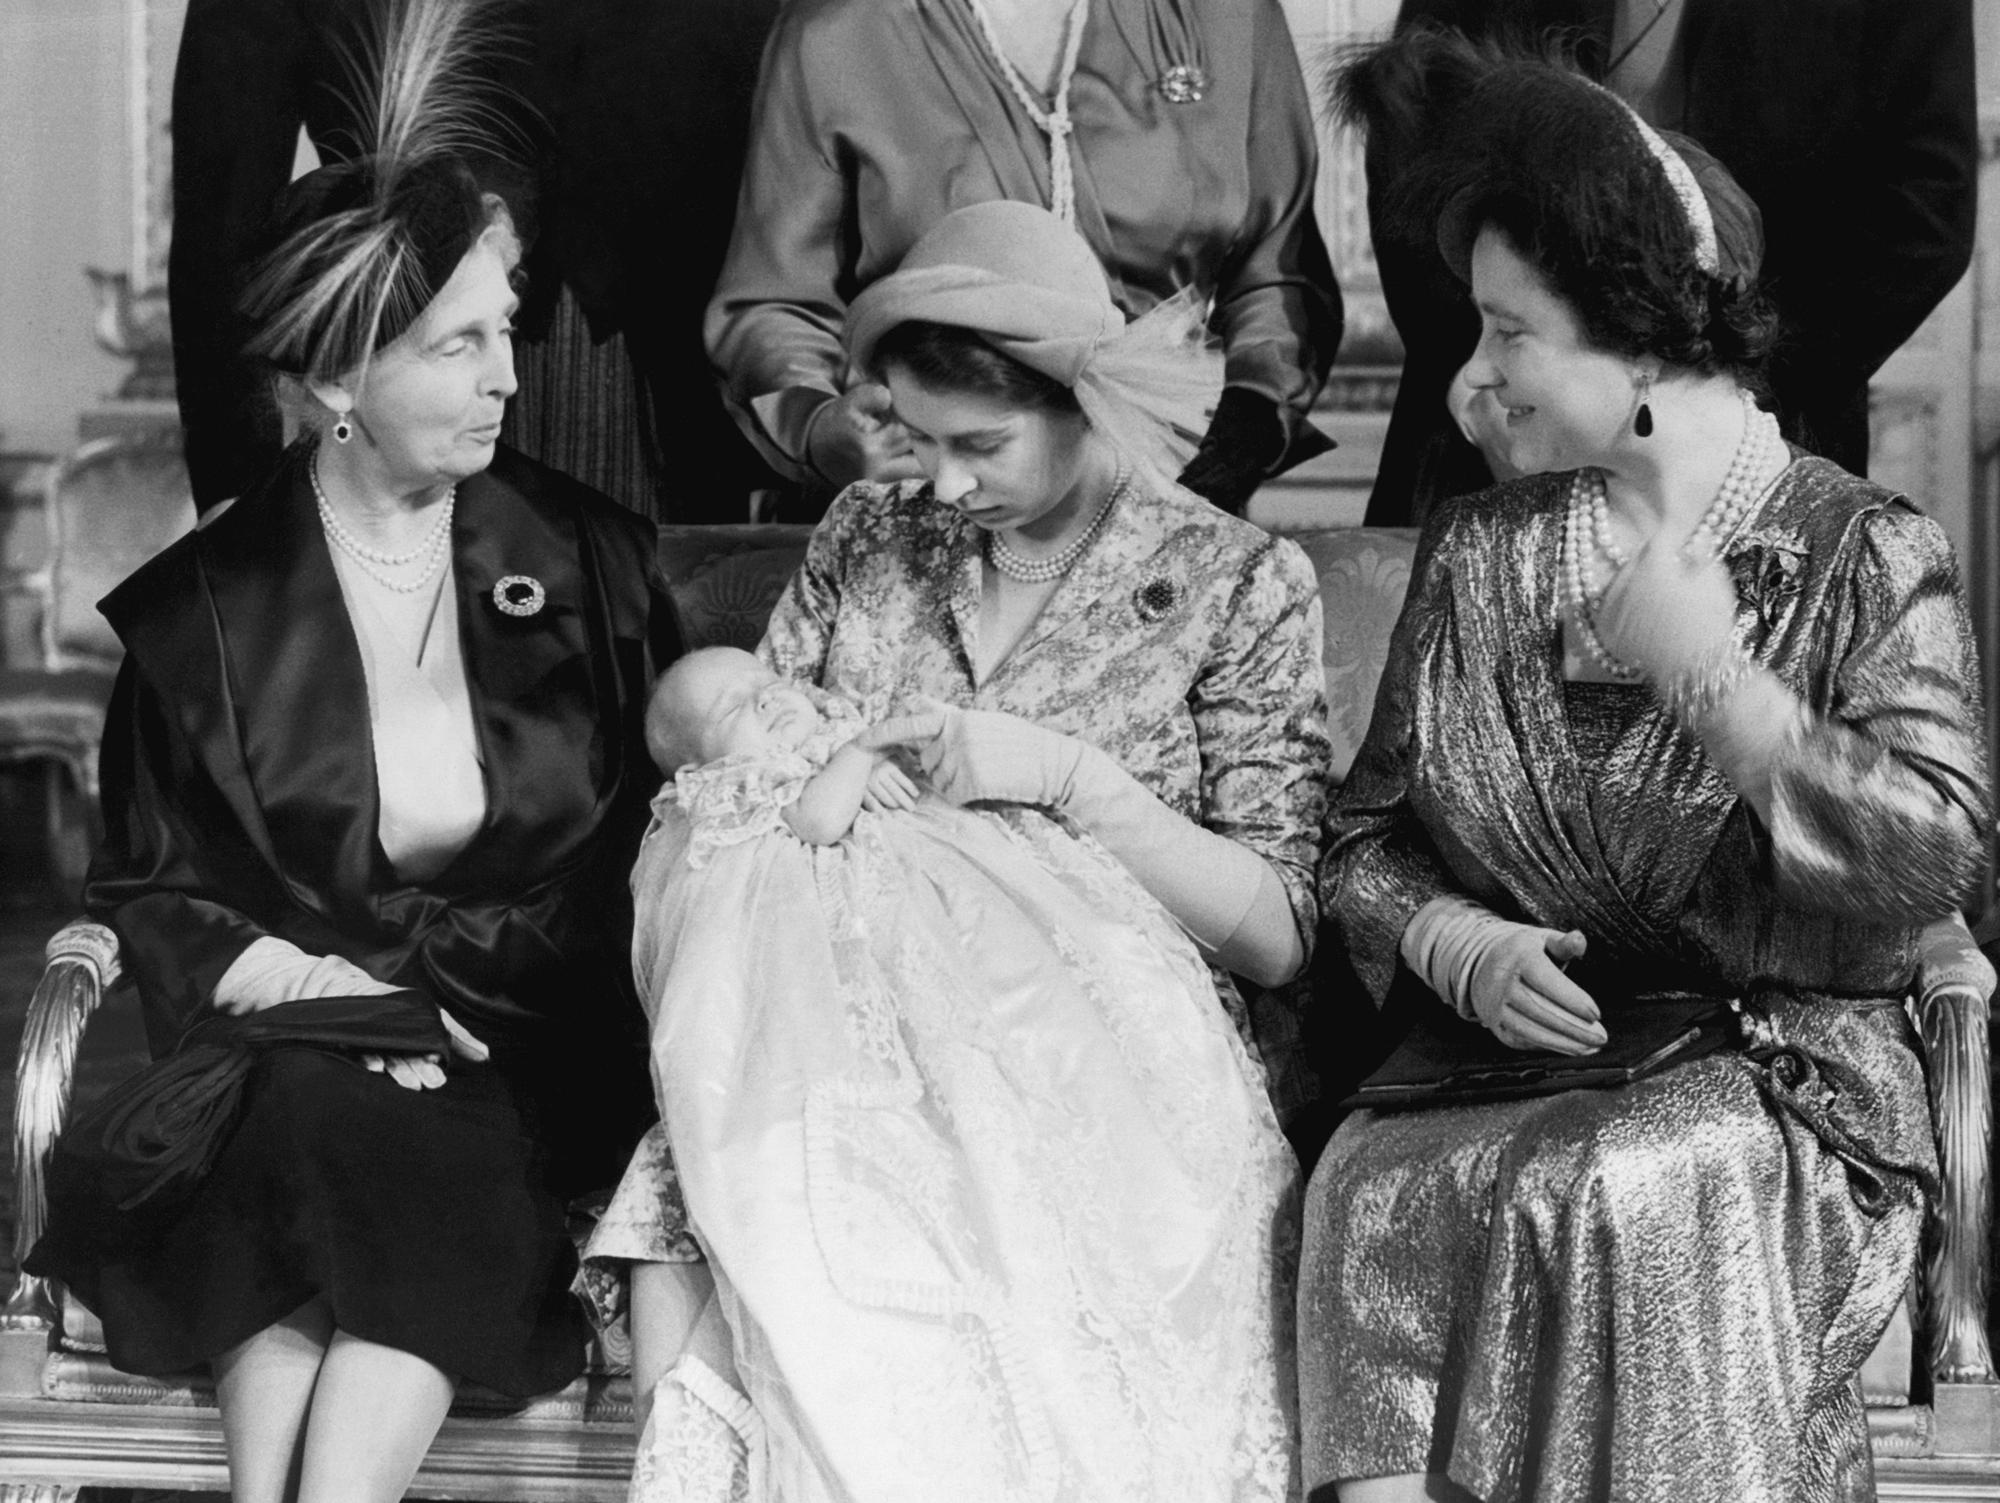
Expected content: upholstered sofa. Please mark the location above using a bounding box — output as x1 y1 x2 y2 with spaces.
0 521 1994 1501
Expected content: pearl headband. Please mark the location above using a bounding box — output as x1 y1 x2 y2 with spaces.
1592 83 1720 276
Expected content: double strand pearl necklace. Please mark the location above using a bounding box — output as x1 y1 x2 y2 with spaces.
963 0 1090 225
987 466 1129 584
312 453 455 595
1562 390 1784 681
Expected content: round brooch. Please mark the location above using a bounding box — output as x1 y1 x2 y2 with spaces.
1159 64 1209 104
492 575 546 617
1133 576 1181 622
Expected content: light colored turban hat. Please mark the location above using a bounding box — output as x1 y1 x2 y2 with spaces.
846 201 1224 495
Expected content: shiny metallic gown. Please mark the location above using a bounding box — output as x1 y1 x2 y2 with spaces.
1304 458 1990 1503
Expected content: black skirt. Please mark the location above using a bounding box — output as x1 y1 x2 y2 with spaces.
28 1045 588 1399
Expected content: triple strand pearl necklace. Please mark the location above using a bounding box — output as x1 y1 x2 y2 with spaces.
963 0 1090 226
312 453 455 595
987 466 1130 584
1562 389 1784 682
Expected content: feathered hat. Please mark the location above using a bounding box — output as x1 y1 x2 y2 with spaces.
239 0 527 388
845 201 1224 496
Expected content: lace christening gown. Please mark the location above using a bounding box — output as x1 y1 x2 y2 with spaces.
622 702 1299 1502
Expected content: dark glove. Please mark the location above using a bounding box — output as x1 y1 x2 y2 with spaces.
1177 387 1288 514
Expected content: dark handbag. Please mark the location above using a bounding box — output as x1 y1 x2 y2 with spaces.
1340 994 1737 1111
38 992 447 1249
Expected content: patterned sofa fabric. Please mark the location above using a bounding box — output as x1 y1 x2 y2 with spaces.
1284 530 1416 783
655 523 1422 783
656 525 822 654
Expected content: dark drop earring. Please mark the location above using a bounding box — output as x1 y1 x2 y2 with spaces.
1633 374 1655 438
332 414 354 444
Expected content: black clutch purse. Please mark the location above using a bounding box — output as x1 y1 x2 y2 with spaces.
35 991 447 1250
1340 994 1736 1111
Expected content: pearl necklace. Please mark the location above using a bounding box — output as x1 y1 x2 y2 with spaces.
1683 391 1784 560
312 454 455 595
963 0 1090 225
1562 484 1646 681
1562 391 1785 680
987 468 1128 584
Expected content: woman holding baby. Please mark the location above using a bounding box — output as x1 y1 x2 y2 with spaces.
588 199 1330 1501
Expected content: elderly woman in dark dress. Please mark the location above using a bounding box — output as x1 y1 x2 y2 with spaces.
26 3 675 1498
1301 36 1990 1503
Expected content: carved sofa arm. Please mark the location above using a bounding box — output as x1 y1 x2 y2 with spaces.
1912 910 1997 1385
3 919 120 1331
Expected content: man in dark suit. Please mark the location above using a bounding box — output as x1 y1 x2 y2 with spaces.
1361 0 1979 525
169 0 781 521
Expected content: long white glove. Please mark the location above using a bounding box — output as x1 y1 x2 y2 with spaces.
212 935 401 1013
211 935 489 1088
862 703 1304 987
1399 894 1604 1054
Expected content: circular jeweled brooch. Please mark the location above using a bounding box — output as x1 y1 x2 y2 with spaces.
492 574 546 617
1159 64 1209 103
1133 576 1181 622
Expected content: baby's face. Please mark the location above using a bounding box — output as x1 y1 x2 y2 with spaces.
688 650 822 762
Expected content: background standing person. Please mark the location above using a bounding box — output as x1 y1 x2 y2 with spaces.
706 0 1344 516
1356 0 1979 525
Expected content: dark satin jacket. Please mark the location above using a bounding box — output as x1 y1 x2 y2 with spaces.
87 445 679 1186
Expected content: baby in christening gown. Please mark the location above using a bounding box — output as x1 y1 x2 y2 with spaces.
614 646 1297 1503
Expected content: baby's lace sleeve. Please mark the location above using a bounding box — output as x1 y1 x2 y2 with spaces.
670 752 817 869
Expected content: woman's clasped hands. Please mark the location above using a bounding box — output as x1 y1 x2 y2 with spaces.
363 1009 490 1092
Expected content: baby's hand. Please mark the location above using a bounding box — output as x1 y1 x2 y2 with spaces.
862 753 920 813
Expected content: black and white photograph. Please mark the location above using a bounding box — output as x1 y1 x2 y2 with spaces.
0 0 1995 1498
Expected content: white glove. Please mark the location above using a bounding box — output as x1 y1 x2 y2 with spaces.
864 699 1302 985
860 699 1108 810
211 935 489 1089
1401 895 1604 1054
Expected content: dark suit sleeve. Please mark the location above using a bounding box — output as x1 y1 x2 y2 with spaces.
85 660 275 1053
1361 116 1495 526
1356 0 1501 524
168 0 311 509
1764 0 1977 409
